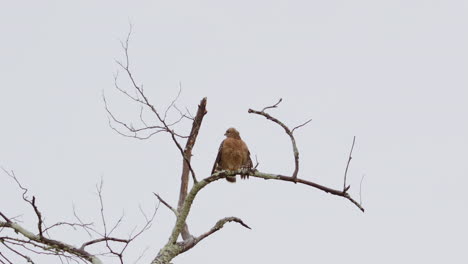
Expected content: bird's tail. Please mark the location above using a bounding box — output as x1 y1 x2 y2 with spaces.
226 176 236 183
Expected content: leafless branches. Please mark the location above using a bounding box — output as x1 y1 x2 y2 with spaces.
104 28 198 185
251 171 364 212
261 98 282 112
147 96 364 263
195 216 251 243
359 174 366 206
179 217 250 254
248 98 310 180
31 197 44 238
153 193 177 217
150 171 253 264
2 28 366 264
249 99 364 212
0 170 158 264
1 168 46 237
343 136 356 191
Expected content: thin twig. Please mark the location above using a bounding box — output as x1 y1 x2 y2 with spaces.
1 242 34 264
0 251 13 264
359 174 365 206
73 205 96 238
291 118 312 134
108 212 125 237
153 193 177 216
96 179 107 237
43 222 94 234
261 98 282 112
343 136 356 191
163 83 183 122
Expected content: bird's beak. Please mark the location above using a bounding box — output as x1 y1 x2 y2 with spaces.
224 132 227 136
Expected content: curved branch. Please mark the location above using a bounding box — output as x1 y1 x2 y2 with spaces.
248 106 302 180
180 217 250 253
248 100 363 211
250 171 364 212
343 136 356 191
80 237 129 250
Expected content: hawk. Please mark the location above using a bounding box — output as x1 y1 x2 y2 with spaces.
211 127 253 183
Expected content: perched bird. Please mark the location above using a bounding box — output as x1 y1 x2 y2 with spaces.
211 127 253 183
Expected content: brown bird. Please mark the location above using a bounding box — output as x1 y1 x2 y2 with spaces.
211 127 253 183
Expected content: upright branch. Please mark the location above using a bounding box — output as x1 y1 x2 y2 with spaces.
178 97 207 192
177 97 208 240
343 136 356 192
31 197 43 238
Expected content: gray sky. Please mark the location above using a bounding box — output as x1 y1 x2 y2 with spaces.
1 1 467 263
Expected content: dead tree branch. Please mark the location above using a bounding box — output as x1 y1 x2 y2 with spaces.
107 30 209 242
249 100 363 212
149 98 364 264
31 197 43 238
176 97 208 240
180 217 250 253
0 219 103 264
3 27 366 264
249 171 364 212
248 99 308 180
153 193 178 217
1 170 158 264
43 222 94 234
105 29 199 186
343 136 356 192
151 159 363 264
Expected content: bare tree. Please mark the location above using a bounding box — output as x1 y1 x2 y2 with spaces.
0 30 364 264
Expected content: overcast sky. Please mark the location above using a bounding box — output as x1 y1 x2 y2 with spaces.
1 1 467 263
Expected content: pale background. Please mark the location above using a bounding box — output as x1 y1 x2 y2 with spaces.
1 1 467 263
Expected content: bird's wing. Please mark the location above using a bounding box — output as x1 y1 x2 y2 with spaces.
245 150 253 168
211 139 224 174
241 140 253 169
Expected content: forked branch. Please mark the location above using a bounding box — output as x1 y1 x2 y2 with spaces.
105 29 199 185
248 98 310 180
249 99 363 212
0 170 158 264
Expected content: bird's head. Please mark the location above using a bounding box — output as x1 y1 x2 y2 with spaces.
224 127 241 139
